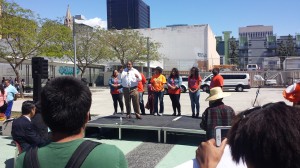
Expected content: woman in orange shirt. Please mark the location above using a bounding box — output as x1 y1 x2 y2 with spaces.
188 67 202 118
150 66 166 116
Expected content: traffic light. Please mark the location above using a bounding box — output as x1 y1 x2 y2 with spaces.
31 57 48 79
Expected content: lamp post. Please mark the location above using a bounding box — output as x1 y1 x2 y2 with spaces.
73 15 85 78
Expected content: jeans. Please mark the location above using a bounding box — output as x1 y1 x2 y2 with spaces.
189 90 200 114
5 100 13 119
139 92 145 114
169 94 181 113
154 91 164 114
111 93 124 113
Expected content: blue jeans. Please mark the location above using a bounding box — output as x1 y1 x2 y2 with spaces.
154 91 164 113
5 100 13 119
139 92 145 114
189 90 200 114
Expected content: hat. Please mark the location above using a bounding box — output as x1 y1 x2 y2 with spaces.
205 87 231 101
283 83 300 102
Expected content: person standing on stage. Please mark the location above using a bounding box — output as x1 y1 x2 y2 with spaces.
137 73 147 115
4 79 18 119
120 61 142 119
150 66 166 116
167 68 182 116
188 67 202 118
109 69 124 115
210 68 224 89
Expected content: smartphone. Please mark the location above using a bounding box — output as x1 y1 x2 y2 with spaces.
215 126 231 147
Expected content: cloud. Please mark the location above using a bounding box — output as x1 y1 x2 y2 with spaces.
76 17 107 29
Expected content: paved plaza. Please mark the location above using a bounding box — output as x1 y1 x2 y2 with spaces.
1 87 291 168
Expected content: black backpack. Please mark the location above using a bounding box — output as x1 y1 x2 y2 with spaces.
24 140 101 168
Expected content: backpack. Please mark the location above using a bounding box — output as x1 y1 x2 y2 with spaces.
24 140 101 168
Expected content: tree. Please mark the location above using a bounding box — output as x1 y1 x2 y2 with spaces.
68 26 111 78
277 34 295 69
229 37 239 65
0 0 72 82
104 29 161 67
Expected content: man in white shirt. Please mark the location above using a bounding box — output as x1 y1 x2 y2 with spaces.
120 61 142 119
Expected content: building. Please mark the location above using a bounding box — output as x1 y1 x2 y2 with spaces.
239 25 273 39
136 24 220 72
107 0 150 30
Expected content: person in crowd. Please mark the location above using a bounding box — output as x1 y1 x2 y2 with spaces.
31 101 51 141
0 84 7 121
145 78 155 114
120 61 142 119
196 102 300 168
11 101 47 152
9 77 14 86
4 79 18 119
137 72 147 115
21 79 25 93
283 81 300 108
150 66 166 116
209 68 224 89
108 69 124 115
167 68 182 116
200 87 234 139
1 77 5 88
188 67 202 118
15 77 20 92
16 76 128 167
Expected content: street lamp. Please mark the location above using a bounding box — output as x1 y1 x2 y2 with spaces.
73 15 85 78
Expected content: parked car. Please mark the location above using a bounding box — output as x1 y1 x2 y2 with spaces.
201 73 251 92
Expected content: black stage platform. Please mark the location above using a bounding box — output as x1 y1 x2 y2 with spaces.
86 114 206 143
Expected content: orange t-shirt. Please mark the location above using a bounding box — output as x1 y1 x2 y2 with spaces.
210 74 224 89
137 73 146 92
150 74 166 92
188 76 202 90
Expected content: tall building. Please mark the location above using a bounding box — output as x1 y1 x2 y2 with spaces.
107 0 150 30
239 25 273 39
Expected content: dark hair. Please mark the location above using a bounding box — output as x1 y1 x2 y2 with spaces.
189 67 199 79
155 66 163 74
228 102 300 168
111 69 118 77
169 68 179 79
41 76 92 135
212 68 220 73
21 101 35 115
0 84 4 95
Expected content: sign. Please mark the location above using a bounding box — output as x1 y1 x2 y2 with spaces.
58 66 80 75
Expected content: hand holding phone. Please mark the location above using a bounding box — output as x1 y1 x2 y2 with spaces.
215 126 231 147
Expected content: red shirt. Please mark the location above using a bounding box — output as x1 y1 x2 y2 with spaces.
188 76 202 90
137 73 146 92
111 78 120 94
210 74 224 89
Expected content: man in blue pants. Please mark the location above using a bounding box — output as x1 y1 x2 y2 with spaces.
4 79 18 119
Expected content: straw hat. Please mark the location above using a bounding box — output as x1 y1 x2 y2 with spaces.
205 87 231 101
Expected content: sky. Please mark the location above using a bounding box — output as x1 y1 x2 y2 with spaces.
10 0 300 37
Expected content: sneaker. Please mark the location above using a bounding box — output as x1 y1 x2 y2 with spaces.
154 113 157 116
158 113 162 116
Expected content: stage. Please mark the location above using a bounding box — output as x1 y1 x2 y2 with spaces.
86 114 206 143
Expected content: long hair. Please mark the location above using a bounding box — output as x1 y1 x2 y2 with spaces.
0 84 4 95
189 67 199 79
169 68 179 79
111 69 118 78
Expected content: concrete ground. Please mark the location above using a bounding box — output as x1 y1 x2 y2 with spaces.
1 87 291 168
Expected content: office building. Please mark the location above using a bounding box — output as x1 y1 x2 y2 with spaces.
107 0 150 30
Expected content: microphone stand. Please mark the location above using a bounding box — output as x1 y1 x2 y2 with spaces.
253 86 261 106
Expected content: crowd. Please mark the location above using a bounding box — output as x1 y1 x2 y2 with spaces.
108 61 225 119
0 78 19 121
1 62 299 167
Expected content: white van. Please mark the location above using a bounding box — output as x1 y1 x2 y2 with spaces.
201 73 251 92
247 64 258 71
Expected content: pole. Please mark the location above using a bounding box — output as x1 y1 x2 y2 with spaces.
147 37 150 78
73 16 77 78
